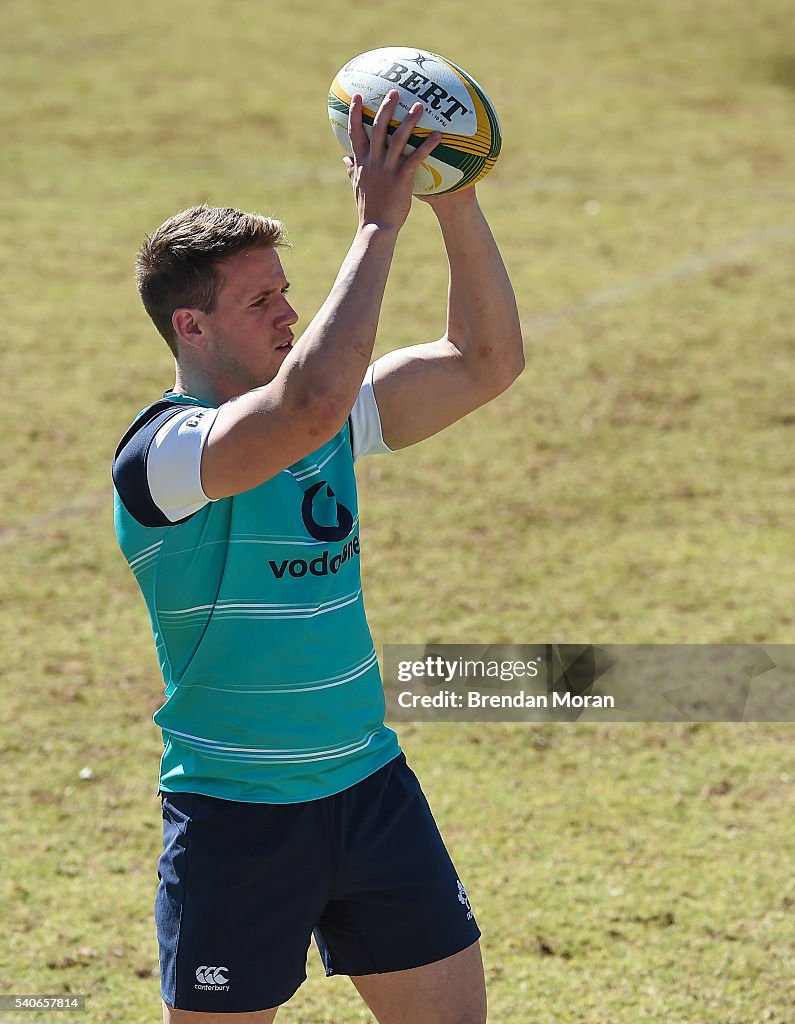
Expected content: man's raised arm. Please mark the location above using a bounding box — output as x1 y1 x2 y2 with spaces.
370 186 524 451
200 93 441 499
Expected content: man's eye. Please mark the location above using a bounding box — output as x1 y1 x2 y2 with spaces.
252 288 287 308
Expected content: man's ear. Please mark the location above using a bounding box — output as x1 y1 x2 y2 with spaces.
172 308 205 349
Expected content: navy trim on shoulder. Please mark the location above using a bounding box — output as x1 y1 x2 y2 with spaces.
113 401 191 528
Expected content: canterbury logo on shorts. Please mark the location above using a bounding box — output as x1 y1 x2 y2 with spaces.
457 879 474 920
195 965 230 990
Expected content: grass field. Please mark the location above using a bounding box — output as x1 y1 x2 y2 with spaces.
1 0 793 1021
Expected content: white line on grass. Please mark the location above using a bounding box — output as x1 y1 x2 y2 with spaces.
521 219 795 337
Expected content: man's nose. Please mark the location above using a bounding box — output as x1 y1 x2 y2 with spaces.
277 297 299 326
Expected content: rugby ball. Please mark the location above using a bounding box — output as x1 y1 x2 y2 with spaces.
328 46 502 196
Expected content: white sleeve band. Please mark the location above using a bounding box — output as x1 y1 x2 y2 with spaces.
146 372 387 521
146 406 220 523
350 363 393 462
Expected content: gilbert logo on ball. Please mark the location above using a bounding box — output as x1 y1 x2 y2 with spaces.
328 47 502 196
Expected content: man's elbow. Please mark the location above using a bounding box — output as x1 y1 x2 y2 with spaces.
296 388 351 443
476 333 525 399
505 342 526 385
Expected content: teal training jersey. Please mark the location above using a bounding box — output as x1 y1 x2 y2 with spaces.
113 393 400 803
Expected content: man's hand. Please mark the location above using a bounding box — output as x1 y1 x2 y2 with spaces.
343 91 441 233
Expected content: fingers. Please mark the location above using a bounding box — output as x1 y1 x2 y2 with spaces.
403 128 443 172
347 93 368 163
346 88 442 185
369 89 400 154
385 101 426 164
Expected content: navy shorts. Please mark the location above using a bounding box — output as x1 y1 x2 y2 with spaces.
156 753 480 1013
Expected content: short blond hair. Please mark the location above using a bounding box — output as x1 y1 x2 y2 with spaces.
136 204 288 353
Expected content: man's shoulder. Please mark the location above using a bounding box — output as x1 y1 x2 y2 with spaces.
115 398 179 456
113 396 217 530
114 393 213 450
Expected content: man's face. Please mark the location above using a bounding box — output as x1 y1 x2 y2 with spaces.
198 246 299 396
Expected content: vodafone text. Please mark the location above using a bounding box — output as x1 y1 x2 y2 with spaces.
269 536 360 579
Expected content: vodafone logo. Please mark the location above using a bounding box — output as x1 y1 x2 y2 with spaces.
268 479 359 579
301 480 354 543
195 965 230 991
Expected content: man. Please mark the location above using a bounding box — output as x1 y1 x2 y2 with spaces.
113 91 524 1023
